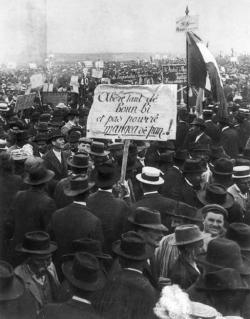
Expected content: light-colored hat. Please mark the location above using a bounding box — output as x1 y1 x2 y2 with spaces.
56 102 67 109
136 166 164 185
232 166 250 179
0 102 9 112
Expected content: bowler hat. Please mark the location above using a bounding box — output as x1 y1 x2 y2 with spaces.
112 231 150 260
88 142 109 157
226 223 250 252
64 175 94 197
128 207 167 232
212 158 233 175
183 158 204 174
197 183 234 209
0 261 24 301
24 162 55 185
94 161 119 188
136 166 164 185
191 118 205 128
173 224 205 246
62 252 106 291
173 202 203 222
71 238 111 260
232 166 250 179
197 237 250 275
67 153 89 168
16 231 57 255
197 268 250 291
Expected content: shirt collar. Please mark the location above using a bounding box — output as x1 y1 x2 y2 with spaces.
205 119 212 123
195 132 204 143
98 188 113 193
173 165 182 172
124 268 143 274
222 126 229 132
234 183 248 198
185 177 194 187
73 201 86 206
72 296 91 305
144 191 158 195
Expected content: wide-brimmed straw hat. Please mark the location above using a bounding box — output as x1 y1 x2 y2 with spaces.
136 166 164 185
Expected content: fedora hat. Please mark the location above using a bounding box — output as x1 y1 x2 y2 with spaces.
128 207 167 232
196 268 250 291
136 166 164 185
199 204 228 219
112 231 150 260
212 158 233 175
191 118 205 128
67 153 89 168
88 142 109 157
94 161 119 188
173 202 203 223
62 252 106 291
71 238 111 260
16 231 57 255
48 129 64 142
197 183 234 209
183 158 204 174
226 223 250 252
24 162 55 185
107 142 124 151
64 175 94 197
197 237 250 275
68 131 81 143
173 224 206 246
174 149 189 161
0 261 24 301
232 166 250 178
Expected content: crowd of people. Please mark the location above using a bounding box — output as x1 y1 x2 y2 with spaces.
0 57 250 319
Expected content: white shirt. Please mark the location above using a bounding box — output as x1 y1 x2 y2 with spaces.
222 126 229 133
185 177 194 187
73 201 86 206
124 268 143 274
72 296 91 305
98 188 113 193
53 149 62 163
144 191 158 196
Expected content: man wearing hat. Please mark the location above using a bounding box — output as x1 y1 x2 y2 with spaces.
128 207 167 289
38 252 104 319
168 224 205 289
43 129 68 183
228 166 250 218
175 108 189 149
134 166 177 230
210 157 233 188
50 175 104 278
183 118 211 151
54 153 89 209
33 133 48 157
155 202 203 279
8 159 56 265
0 260 37 318
160 149 189 200
15 231 64 312
219 116 240 159
87 161 130 255
61 109 80 136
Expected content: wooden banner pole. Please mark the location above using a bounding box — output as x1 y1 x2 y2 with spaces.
120 139 130 184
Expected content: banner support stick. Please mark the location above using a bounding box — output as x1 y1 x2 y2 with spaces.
120 139 130 184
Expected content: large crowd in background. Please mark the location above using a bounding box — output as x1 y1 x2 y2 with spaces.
0 56 250 318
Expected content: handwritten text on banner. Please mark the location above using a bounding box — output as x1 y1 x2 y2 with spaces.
87 84 177 141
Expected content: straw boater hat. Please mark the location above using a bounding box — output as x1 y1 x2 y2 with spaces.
232 166 250 179
0 102 9 112
136 166 164 185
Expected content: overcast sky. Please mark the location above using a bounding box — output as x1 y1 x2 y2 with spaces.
0 0 250 60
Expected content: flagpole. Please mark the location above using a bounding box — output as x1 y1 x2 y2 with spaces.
185 6 189 112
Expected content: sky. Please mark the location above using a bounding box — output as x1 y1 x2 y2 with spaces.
0 0 250 62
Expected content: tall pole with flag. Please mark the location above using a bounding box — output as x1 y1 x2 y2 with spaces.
185 6 189 111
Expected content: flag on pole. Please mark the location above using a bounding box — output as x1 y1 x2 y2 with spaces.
186 31 227 117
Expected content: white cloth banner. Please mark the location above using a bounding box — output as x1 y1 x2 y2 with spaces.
176 15 199 32
87 84 177 141
92 69 103 79
30 73 44 89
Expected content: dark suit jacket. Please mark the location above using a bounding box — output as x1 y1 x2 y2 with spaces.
133 192 176 231
50 203 104 266
204 120 220 144
43 149 68 181
169 255 200 289
87 191 130 254
175 121 189 149
9 188 56 249
220 127 240 158
38 299 101 319
177 180 200 208
53 176 73 209
160 166 184 201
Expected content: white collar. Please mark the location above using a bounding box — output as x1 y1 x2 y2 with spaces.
173 165 182 172
185 177 194 187
72 296 91 305
195 132 204 143
144 191 158 195
68 120 75 126
98 188 113 193
73 201 86 206
222 126 229 132
205 119 212 123
53 148 61 155
124 268 143 274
